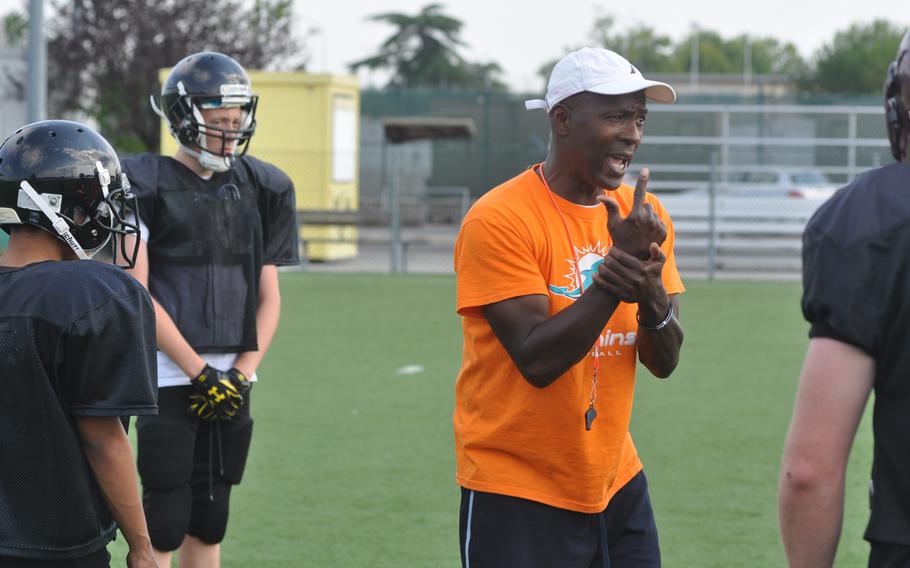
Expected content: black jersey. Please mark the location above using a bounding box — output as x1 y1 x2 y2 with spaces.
122 154 299 354
0 260 157 559
802 162 910 546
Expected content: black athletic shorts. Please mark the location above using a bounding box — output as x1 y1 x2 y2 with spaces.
460 470 660 568
137 385 254 489
869 541 910 568
0 547 110 568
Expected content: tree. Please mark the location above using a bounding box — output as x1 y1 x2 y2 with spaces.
0 9 26 101
349 3 504 90
2 10 26 47
537 15 807 89
589 16 675 73
46 0 306 154
537 15 675 86
670 30 806 76
799 19 905 94
747 37 807 77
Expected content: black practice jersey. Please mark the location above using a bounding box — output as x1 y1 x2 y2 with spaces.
0 260 157 559
802 162 910 545
122 154 299 353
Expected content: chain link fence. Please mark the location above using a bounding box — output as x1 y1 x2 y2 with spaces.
295 90 890 278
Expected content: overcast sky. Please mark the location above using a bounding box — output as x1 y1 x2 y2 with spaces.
303 0 909 91
3 0 907 91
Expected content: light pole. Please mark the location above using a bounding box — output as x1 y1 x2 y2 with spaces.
298 15 327 73
26 0 46 122
689 24 699 87
743 34 752 86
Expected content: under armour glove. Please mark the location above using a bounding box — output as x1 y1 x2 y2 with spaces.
227 367 252 397
189 364 244 421
187 392 217 421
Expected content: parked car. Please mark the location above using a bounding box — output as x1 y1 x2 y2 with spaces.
725 169 839 200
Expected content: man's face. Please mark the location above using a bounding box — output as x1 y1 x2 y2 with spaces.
559 91 647 190
199 107 244 156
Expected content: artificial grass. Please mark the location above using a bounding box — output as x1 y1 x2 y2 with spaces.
107 274 873 567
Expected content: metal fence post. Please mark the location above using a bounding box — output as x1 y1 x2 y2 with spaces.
708 151 719 281
460 187 470 221
720 109 730 188
389 146 404 274
847 110 857 181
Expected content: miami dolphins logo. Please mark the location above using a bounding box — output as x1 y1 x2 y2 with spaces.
548 242 610 300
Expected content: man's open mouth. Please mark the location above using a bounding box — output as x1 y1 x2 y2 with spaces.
607 154 632 175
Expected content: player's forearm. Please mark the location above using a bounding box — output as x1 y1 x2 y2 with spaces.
637 295 683 378
233 266 282 377
152 297 205 378
779 467 845 567
77 417 155 554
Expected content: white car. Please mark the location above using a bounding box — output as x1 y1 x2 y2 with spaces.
725 169 839 200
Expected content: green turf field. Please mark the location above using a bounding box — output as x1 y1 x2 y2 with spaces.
110 273 873 567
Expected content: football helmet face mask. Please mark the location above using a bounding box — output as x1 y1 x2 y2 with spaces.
884 31 910 162
0 120 140 267
152 51 258 172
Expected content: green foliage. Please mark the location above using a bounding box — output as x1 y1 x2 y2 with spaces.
2 10 26 47
536 16 807 90
350 3 505 90
103 274 874 567
798 20 906 94
669 31 807 76
537 15 677 86
45 0 305 153
589 15 676 73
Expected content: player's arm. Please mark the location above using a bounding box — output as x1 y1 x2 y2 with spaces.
76 416 158 568
233 264 281 378
779 337 874 567
483 286 621 388
125 236 206 378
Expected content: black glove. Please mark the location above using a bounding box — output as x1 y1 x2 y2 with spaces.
227 367 252 397
188 364 244 421
187 392 216 421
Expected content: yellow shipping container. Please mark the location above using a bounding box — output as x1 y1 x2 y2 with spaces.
159 70 360 261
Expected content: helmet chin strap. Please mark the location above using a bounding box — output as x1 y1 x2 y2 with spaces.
189 103 235 172
151 94 234 173
180 145 233 173
19 181 89 260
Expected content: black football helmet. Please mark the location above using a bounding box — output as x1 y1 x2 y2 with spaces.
151 51 258 172
0 120 140 267
885 31 910 162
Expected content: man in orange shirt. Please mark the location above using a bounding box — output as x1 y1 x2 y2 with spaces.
454 47 685 567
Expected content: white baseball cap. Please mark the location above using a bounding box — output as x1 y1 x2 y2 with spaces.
525 47 677 113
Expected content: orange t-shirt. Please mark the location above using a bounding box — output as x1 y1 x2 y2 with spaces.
453 167 684 513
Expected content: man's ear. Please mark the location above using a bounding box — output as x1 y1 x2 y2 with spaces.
549 104 571 138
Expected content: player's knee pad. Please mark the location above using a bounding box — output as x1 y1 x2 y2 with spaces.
219 416 253 484
188 482 232 544
144 484 192 552
136 414 196 490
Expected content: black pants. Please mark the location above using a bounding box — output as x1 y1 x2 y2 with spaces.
136 386 253 550
869 541 910 568
460 471 660 568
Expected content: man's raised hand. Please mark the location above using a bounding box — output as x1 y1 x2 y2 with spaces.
598 168 667 259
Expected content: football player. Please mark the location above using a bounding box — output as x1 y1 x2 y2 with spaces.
123 52 299 567
780 31 910 567
0 120 157 567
